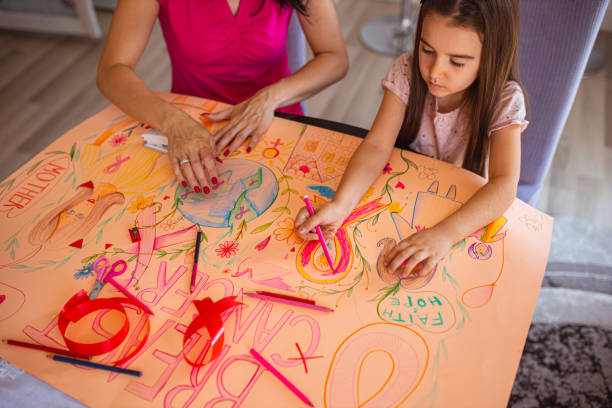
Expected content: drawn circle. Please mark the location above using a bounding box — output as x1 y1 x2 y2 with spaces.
324 322 429 407
176 159 278 228
468 242 492 260
296 235 353 284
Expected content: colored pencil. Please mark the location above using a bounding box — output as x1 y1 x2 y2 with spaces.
256 290 316 305
3 339 90 360
107 277 154 315
303 196 336 273
249 348 314 407
47 354 142 377
246 292 334 312
191 231 203 293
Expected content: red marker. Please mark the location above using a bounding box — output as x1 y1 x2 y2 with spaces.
303 196 336 273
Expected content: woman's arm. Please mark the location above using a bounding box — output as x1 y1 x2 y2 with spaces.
97 0 218 191
295 90 406 241
213 0 349 155
385 124 522 275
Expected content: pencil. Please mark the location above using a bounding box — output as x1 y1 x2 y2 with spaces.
47 354 142 377
249 348 314 407
3 339 90 359
303 195 336 274
191 231 203 293
246 292 334 312
107 277 154 315
256 290 316 305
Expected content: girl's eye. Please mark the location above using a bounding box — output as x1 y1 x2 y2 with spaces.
421 46 434 55
451 60 465 67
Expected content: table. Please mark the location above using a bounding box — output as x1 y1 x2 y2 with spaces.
0 92 553 407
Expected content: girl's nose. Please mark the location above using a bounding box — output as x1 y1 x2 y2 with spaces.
429 56 444 80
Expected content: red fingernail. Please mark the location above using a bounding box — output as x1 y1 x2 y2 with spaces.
215 157 223 164
194 186 201 193
246 146 252 153
203 186 210 194
212 177 218 184
223 150 230 157
181 181 187 188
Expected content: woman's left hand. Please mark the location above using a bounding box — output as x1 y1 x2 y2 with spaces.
206 87 278 157
384 226 455 278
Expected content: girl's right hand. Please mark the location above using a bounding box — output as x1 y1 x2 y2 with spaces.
164 113 219 193
295 201 349 241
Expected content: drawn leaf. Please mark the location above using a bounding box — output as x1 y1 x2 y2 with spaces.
127 254 138 262
96 229 103 244
69 143 76 160
26 160 43 175
251 222 273 234
372 212 381 226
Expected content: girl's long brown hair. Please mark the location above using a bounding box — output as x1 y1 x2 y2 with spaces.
399 0 525 176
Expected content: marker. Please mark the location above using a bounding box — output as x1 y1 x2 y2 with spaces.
250 348 314 407
47 354 141 377
256 290 316 305
107 278 154 315
303 196 336 273
191 231 203 293
3 339 90 360
246 292 334 313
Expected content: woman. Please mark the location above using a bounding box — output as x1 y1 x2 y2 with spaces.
97 0 348 193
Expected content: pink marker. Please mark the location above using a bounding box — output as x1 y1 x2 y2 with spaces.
246 292 334 312
250 348 314 407
107 278 154 315
303 195 336 273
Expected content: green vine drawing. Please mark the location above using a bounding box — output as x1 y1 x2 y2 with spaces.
380 150 419 203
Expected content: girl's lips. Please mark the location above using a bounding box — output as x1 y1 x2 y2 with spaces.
429 81 443 89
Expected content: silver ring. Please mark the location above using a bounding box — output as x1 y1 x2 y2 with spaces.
179 159 190 165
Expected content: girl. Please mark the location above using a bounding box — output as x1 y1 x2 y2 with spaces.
295 0 528 278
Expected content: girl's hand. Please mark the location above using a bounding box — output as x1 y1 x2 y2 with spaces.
208 87 278 156
384 227 455 278
295 201 349 241
165 113 218 193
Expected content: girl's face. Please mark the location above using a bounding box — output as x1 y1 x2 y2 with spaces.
418 11 482 107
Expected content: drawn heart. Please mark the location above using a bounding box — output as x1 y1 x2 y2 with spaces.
0 294 5 304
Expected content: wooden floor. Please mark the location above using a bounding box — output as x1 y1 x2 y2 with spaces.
0 0 611 228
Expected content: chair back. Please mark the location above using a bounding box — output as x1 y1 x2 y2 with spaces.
286 10 308 114
517 0 610 206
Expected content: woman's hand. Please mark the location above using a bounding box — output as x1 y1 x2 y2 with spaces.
295 201 349 241
384 227 455 278
207 87 278 156
164 112 219 193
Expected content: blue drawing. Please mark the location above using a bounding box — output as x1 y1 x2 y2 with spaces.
307 185 335 199
176 159 279 228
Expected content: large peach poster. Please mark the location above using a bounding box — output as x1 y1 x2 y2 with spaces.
0 93 553 407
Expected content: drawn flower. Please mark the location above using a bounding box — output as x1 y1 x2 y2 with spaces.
216 241 239 258
109 132 128 147
127 195 155 213
160 217 179 231
415 225 428 232
273 217 304 246
383 163 392 174
73 263 94 280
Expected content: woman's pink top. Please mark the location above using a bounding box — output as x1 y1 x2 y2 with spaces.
157 0 303 115
382 53 528 171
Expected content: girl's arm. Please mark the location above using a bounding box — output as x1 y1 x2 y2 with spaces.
385 124 522 275
295 90 406 241
213 0 349 154
97 0 218 192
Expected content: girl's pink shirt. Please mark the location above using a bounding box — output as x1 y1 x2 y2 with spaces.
157 0 303 115
382 53 528 171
